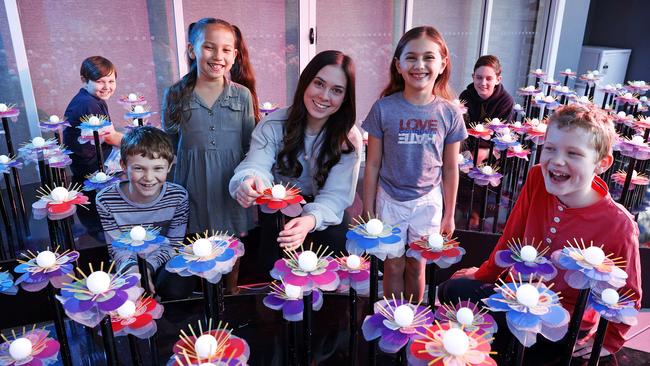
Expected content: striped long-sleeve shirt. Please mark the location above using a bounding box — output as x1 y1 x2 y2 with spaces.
96 181 189 271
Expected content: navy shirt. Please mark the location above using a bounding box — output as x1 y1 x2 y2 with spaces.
63 88 113 180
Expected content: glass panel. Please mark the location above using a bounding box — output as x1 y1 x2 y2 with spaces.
316 0 406 122
182 0 300 108
412 0 484 95
16 0 178 128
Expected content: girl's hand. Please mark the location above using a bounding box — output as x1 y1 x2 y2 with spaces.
440 214 455 237
451 267 478 280
235 177 264 208
573 336 611 359
278 215 316 250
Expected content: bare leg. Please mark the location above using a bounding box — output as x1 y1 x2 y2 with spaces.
225 258 240 295
382 256 406 298
404 256 426 302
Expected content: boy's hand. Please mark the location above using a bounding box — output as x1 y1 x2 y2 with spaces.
451 267 478 280
573 336 611 359
440 214 455 237
278 215 316 250
235 177 264 208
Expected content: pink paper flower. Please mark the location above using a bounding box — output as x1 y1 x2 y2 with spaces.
0 328 60 366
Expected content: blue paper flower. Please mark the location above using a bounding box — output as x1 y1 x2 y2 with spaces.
494 239 557 281
0 269 18 295
345 217 402 260
83 171 120 191
0 155 22 174
14 248 79 292
468 165 503 187
77 114 112 131
111 225 169 257
588 288 638 326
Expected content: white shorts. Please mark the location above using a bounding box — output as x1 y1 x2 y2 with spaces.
376 185 443 246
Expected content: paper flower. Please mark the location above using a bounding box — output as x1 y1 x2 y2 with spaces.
494 239 557 281
615 135 650 160
83 171 120 191
551 239 628 292
588 288 638 326
18 142 71 166
552 85 575 97
362 295 434 353
452 99 468 114
491 129 520 150
509 120 527 134
262 282 323 321
260 101 279 114
14 248 79 291
78 114 112 131
406 233 465 269
0 328 60 366
634 116 650 130
111 225 169 257
467 165 502 187
579 71 602 84
611 169 649 189
571 95 593 106
345 216 403 260
111 296 164 339
0 155 22 174
0 103 19 120
255 183 305 216
407 321 496 366
270 246 340 292
124 105 153 120
467 123 493 140
458 152 474 174
117 93 147 107
38 115 70 132
614 92 639 106
334 254 370 295
168 320 250 366
517 85 541 96
56 262 143 327
530 69 546 78
612 111 635 127
559 69 577 77
486 118 506 131
18 137 58 159
533 95 561 110
434 301 497 338
166 232 244 284
0 269 18 296
483 275 569 347
625 81 650 94
524 119 548 145
507 145 530 160
32 185 89 220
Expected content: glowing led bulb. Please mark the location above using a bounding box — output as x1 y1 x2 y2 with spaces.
537 123 547 133
458 153 465 162
561 86 569 92
455 307 474 326
617 111 627 118
133 105 145 114
365 218 384 236
442 328 470 356
192 239 213 257
117 300 136 318
129 225 147 242
632 170 639 179
501 133 513 142
194 334 218 359
586 73 594 80
519 245 538 262
513 121 522 128
601 288 619 306
0 155 9 164
583 246 605 266
512 145 523 153
564 68 571 73
262 102 273 110
128 93 138 101
525 85 535 92
0 104 7 112
36 250 57 268
544 96 555 103
32 137 46 148
88 116 101 125
632 135 645 145
49 115 60 123
9 338 32 361
271 184 286 199
481 166 493 175
346 255 361 270
428 233 444 250
284 284 302 299
534 68 543 74
473 124 485 132
530 118 539 126
50 187 69 203
95 172 108 182
86 271 111 294
516 284 540 308
592 70 600 75
298 251 318 272
623 93 633 99
491 118 501 124
514 103 522 110
393 305 414 328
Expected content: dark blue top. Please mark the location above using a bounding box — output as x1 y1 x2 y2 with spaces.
63 88 113 180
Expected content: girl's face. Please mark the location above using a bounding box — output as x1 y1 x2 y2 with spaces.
472 66 502 100
189 24 237 82
395 37 447 94
303 64 347 127
84 72 116 100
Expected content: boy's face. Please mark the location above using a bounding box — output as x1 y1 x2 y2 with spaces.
120 154 171 204
540 123 612 208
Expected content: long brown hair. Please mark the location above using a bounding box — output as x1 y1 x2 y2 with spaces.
231 25 261 122
276 50 356 188
381 26 454 100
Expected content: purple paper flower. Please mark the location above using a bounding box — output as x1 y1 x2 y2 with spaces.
614 135 650 160
614 92 639 106
111 225 169 257
14 248 79 291
517 85 541 96
17 137 58 159
435 300 498 339
39 115 70 132
56 264 143 327
335 254 370 295
459 152 474 174
468 165 503 187
0 103 19 120
588 288 638 326
270 247 340 292
552 85 575 98
263 282 323 321
483 275 569 347
0 270 18 296
0 155 22 175
406 234 465 269
345 217 403 260
83 171 120 191
533 95 561 110
260 101 279 114
494 239 557 281
166 232 244 284
0 328 60 366
362 296 433 353
492 130 521 151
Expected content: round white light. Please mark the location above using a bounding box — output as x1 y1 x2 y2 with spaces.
129 225 147 242
583 246 606 266
194 334 218 359
632 135 645 145
592 70 600 75
519 245 538 262
474 124 485 132
516 284 540 308
442 328 470 356
501 133 513 142
0 155 9 164
88 116 101 125
50 187 69 203
615 83 622 88
537 123 547 133
0 104 7 112
284 284 302 300
116 300 136 318
491 118 500 124
481 166 493 175
561 86 569 92
579 96 590 103
632 170 639 179
513 145 523 153
393 305 415 328
564 68 571 73
530 118 539 126
513 121 522 128
133 105 145 114
9 338 32 361
262 102 273 110
428 233 444 250
94 172 108 182
535 68 543 74
49 115 60 123
298 251 318 272
544 96 555 103
456 307 475 326
86 271 111 294
624 93 633 99
586 73 594 79
525 85 535 92
365 218 384 236
192 239 213 257
199 363 216 366
36 250 57 268
617 111 627 118
601 288 620 306
346 254 361 270
458 153 465 162
128 93 138 101
271 184 286 199
641 96 648 102
32 137 46 148
514 103 522 110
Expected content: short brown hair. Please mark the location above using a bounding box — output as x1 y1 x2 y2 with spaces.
547 104 616 161
120 126 174 165
473 55 502 76
80 56 116 82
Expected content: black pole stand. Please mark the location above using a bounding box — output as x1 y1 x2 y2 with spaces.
137 256 152 295
561 288 591 365
92 130 105 172
349 287 358 366
587 318 609 366
368 256 379 366
303 291 313 366
427 264 437 312
1 116 29 237
127 335 143 366
202 278 218 324
2 171 24 249
100 316 119 366
48 284 73 366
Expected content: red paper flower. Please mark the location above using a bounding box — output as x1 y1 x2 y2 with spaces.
255 183 306 216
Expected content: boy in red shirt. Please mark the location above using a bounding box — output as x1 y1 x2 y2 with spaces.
442 104 642 360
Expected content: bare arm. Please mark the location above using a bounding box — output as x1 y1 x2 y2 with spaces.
362 135 383 216
440 141 460 236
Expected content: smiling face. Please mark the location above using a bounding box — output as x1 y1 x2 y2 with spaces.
472 65 502 100
540 123 612 208
302 64 347 128
121 154 171 204
395 36 447 96
189 24 237 83
84 73 116 100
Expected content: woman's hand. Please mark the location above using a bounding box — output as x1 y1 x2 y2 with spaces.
235 176 264 208
440 214 455 238
451 267 478 280
278 215 316 250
